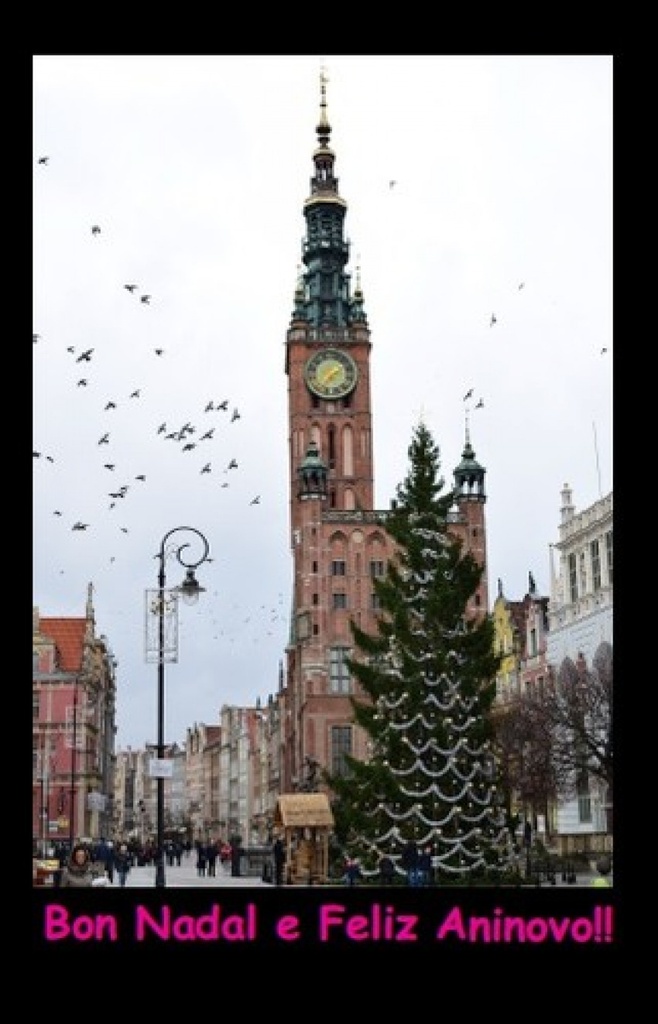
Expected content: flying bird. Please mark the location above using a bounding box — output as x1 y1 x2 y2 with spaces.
38 156 49 165
389 180 396 189
135 474 146 482
250 496 261 505
200 429 215 441
475 399 484 409
124 284 138 293
33 333 41 343
105 401 117 411
72 522 89 531
154 349 164 356
518 282 525 290
601 347 608 355
231 408 240 422
76 348 94 362
216 400 228 411
91 225 101 236
76 379 88 387
205 401 214 412
129 390 141 399
490 314 497 326
67 346 75 354
201 464 212 474
140 294 151 305
104 464 116 471
98 433 110 445
157 423 167 434
227 459 238 470
463 388 473 401
53 510 62 516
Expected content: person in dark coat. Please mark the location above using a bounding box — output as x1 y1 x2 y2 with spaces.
230 840 242 877
273 836 286 886
344 857 362 886
196 842 207 877
417 845 433 886
114 843 131 887
401 840 420 886
378 854 396 885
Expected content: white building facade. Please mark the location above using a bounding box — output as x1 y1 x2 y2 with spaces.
547 483 613 854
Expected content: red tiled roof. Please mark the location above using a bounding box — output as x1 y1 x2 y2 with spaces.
39 617 86 672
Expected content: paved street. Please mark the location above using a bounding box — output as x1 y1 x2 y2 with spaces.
110 860 269 887
103 858 603 889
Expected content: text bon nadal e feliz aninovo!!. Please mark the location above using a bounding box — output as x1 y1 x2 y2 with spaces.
43 902 614 944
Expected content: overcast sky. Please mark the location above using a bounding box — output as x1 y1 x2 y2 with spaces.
33 55 613 751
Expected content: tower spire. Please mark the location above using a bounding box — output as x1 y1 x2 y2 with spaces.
318 63 330 143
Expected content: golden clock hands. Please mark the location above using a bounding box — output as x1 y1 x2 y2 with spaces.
322 365 341 385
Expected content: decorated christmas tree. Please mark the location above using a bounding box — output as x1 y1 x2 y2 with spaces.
330 421 508 882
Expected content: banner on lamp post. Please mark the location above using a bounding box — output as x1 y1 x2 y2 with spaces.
145 589 179 663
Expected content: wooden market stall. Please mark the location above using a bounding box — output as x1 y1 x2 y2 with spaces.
273 793 334 885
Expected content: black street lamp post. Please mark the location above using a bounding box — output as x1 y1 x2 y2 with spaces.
152 526 210 888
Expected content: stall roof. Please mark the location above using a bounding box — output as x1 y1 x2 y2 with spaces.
274 793 334 828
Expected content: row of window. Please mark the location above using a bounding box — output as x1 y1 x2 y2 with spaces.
567 531 613 604
331 560 385 577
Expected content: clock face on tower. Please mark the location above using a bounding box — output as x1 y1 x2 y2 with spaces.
304 349 358 399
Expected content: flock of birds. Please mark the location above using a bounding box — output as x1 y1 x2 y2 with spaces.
33 151 286 708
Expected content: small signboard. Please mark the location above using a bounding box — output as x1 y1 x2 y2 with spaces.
87 791 106 811
149 758 173 779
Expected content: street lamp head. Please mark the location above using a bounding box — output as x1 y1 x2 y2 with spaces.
177 568 206 606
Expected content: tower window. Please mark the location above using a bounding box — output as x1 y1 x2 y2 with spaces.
330 725 352 778
331 560 346 576
329 647 351 694
369 560 385 578
332 593 348 610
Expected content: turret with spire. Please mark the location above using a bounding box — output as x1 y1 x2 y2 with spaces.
453 409 486 500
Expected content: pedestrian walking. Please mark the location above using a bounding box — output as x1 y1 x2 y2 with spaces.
343 857 362 886
273 836 286 886
401 839 420 886
206 841 218 877
417 844 433 886
378 854 395 885
114 843 131 887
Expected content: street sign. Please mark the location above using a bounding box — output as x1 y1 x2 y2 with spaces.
149 758 173 779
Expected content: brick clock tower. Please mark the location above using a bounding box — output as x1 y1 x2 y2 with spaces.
281 71 489 794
